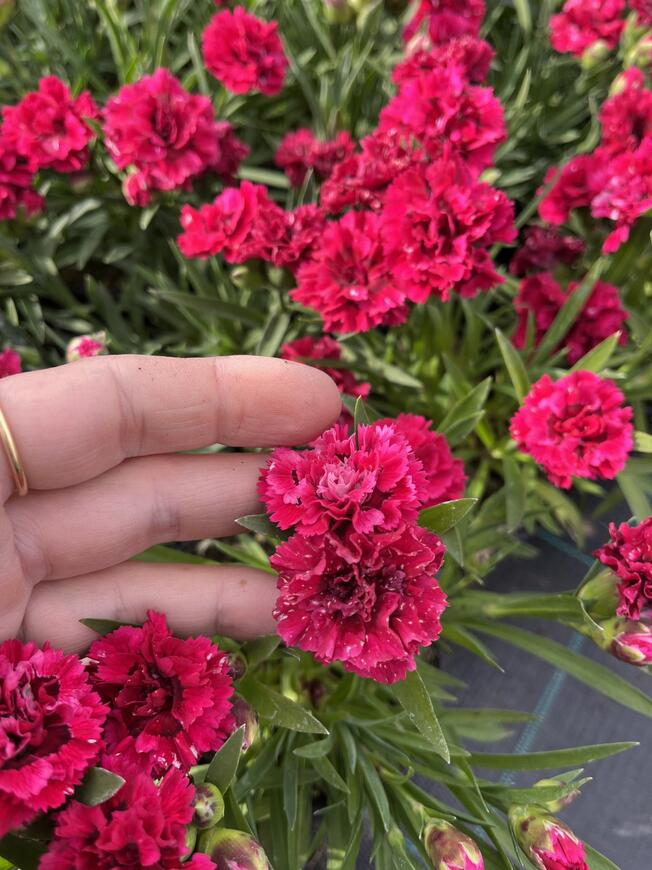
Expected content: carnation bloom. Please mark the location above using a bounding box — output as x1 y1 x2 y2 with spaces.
599 68 652 157
87 611 234 777
177 181 269 261
281 336 370 401
632 0 652 26
0 347 21 378
292 210 408 333
2 75 98 173
202 7 288 96
513 274 627 363
66 331 107 363
509 226 584 277
510 372 633 489
549 0 625 58
271 525 447 683
424 819 485 870
259 422 427 536
40 760 214 869
538 153 609 226
404 0 485 45
103 69 225 206
509 806 588 870
595 518 652 620
211 120 249 182
0 640 107 837
380 67 506 172
0 138 44 220
379 414 465 508
275 129 355 187
262 203 327 272
381 157 516 303
320 128 423 214
597 617 652 666
393 37 495 85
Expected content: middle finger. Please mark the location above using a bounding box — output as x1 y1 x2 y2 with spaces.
7 452 265 584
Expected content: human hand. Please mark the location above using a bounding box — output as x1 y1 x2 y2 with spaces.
0 355 340 650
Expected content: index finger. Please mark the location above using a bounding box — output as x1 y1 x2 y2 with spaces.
0 355 341 498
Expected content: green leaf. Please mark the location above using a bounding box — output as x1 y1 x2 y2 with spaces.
238 675 328 734
502 455 526 532
0 834 45 870
132 544 216 565
444 625 503 672
294 736 334 758
235 513 285 539
418 498 477 536
618 472 651 522
533 259 606 361
256 310 291 358
311 756 350 793
495 329 530 402
241 635 281 669
634 430 652 453
283 751 300 830
75 767 125 806
471 622 652 718
570 332 622 373
481 779 591 807
585 844 621 870
512 0 532 32
470 742 637 770
238 166 291 189
79 617 134 635
438 379 492 441
390 670 450 762
353 395 369 436
204 726 245 792
358 752 392 832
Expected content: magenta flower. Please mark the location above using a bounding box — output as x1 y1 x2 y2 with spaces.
0 347 22 378
595 518 652 620
424 819 484 869
550 0 625 58
510 806 589 870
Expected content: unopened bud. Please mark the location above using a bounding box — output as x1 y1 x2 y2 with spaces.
322 0 353 22
424 819 484 870
193 783 225 830
232 697 259 751
509 806 588 870
184 825 197 860
231 263 266 291
581 40 610 70
576 568 619 620
596 617 652 666
66 331 108 363
532 777 580 813
626 34 652 68
198 828 271 869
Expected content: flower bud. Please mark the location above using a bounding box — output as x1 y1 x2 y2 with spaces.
596 617 652 666
184 825 198 859
231 263 266 291
198 828 271 869
532 777 580 813
581 40 610 70
232 697 259 751
322 0 353 23
66 331 108 363
509 806 588 870
576 568 619 621
192 783 225 830
424 819 484 870
626 34 652 68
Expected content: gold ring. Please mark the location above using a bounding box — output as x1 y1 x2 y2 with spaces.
0 406 28 497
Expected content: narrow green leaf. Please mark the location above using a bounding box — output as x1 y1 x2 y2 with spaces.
283 752 300 830
238 675 328 735
75 767 125 806
419 498 477 536
256 310 291 358
585 844 621 870
294 736 334 758
132 544 216 565
512 0 532 31
353 396 369 435
570 332 622 373
472 622 652 718
0 834 45 870
235 513 285 539
618 472 651 522
238 166 291 189
241 635 281 669
390 670 450 762
470 742 637 770
205 726 245 792
495 329 530 402
358 753 392 832
311 756 350 793
438 379 492 438
502 456 526 532
634 430 652 453
79 618 134 635
444 625 503 672
482 779 591 807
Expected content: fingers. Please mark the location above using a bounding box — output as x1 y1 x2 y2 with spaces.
0 355 341 500
6 453 265 584
23 562 278 652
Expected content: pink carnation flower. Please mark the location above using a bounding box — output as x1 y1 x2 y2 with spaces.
539 153 609 226
211 120 249 182
511 806 588 870
550 0 625 58
393 37 495 86
510 371 633 489
272 525 447 683
513 274 627 363
87 611 234 778
632 0 652 25
263 203 327 273
320 128 423 214
2 75 98 173
381 157 516 303
0 139 44 220
202 7 288 96
103 69 225 206
380 66 506 172
595 518 652 620
275 129 355 188
608 619 652 666
404 0 485 45
259 422 428 537
509 226 584 277
0 640 107 837
0 347 21 378
41 759 214 869
281 336 370 401
599 68 652 157
379 414 466 508
292 210 408 333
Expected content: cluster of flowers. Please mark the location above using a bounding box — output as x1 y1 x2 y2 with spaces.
0 612 239 868
258 413 466 683
550 0 651 60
